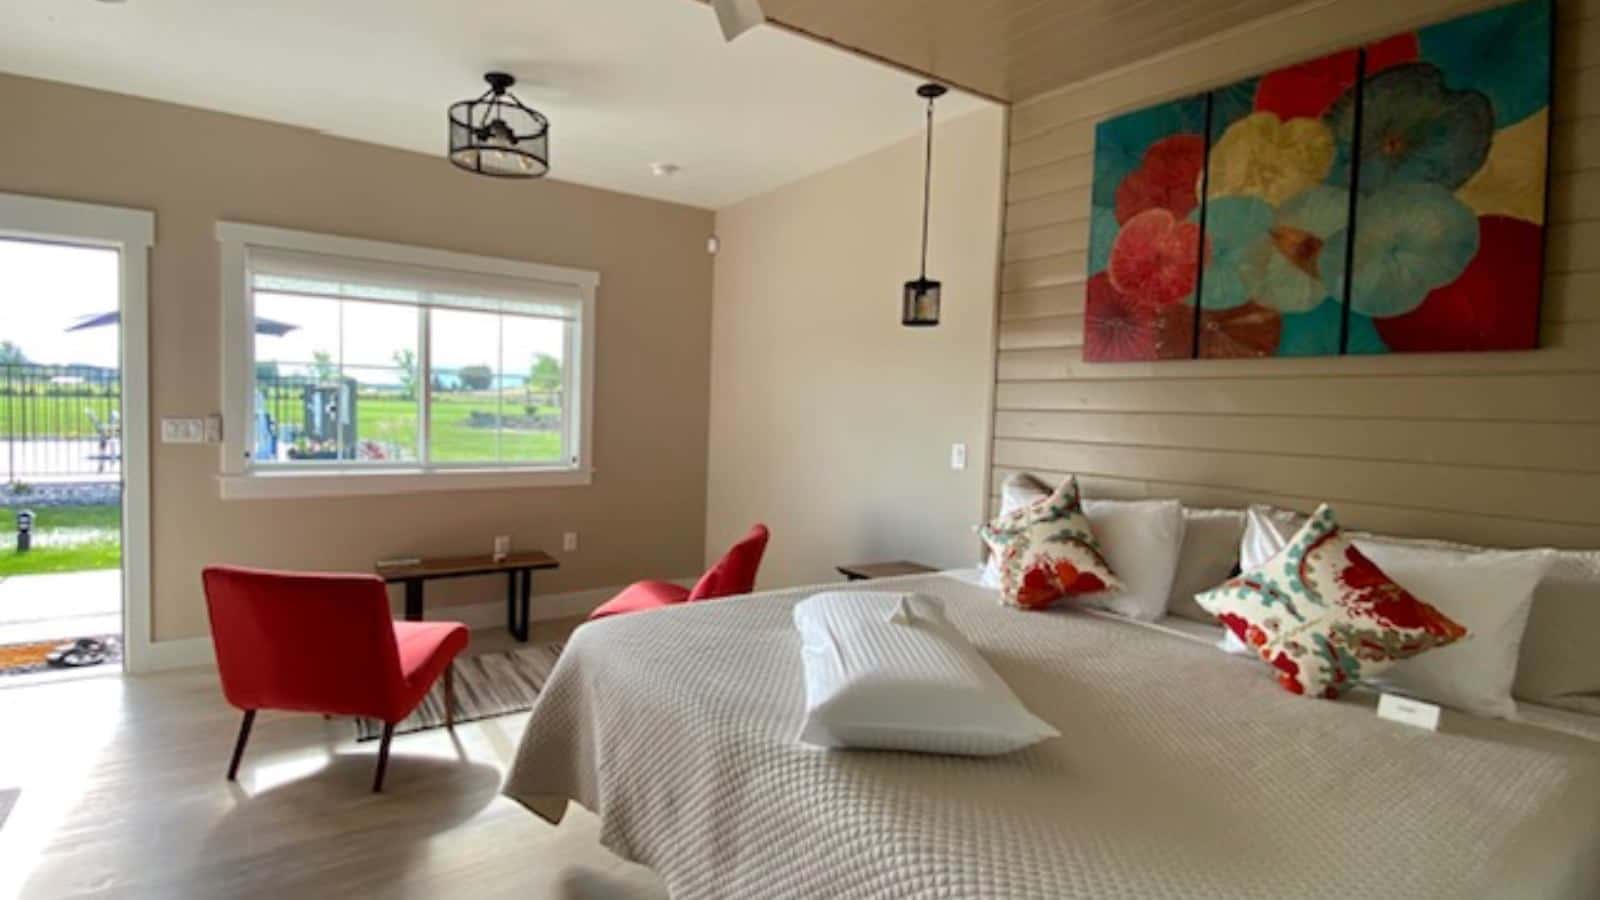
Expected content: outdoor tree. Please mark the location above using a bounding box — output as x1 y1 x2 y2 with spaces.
311 350 337 384
393 348 418 400
0 340 27 365
254 361 279 382
528 353 561 392
458 365 494 391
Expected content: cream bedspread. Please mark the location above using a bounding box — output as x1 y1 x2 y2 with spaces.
502 573 1600 899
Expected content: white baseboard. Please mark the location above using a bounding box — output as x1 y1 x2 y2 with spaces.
129 577 697 674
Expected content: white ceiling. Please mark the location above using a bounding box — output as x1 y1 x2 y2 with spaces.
0 0 989 209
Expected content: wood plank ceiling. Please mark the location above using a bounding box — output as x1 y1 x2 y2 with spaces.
736 0 1308 102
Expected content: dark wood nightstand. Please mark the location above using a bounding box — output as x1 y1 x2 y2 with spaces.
835 561 937 582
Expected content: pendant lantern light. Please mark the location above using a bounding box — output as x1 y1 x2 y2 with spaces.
903 83 947 327
448 72 550 178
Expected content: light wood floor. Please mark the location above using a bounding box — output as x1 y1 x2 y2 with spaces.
0 619 669 900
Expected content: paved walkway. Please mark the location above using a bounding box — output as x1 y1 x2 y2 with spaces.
0 570 120 644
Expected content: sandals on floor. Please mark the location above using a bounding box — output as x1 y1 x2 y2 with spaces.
46 638 109 668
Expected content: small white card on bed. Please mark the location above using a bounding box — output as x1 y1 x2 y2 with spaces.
1377 693 1442 731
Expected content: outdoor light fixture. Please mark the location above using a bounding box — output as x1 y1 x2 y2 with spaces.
903 83 947 327
448 72 550 179
15 509 33 553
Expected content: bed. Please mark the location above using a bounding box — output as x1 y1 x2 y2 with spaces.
502 570 1600 899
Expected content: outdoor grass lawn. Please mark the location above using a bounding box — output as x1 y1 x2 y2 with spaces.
357 393 562 462
0 504 121 577
0 391 120 439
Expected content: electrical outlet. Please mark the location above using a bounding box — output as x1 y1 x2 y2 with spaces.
160 418 205 444
562 532 579 552
950 443 968 471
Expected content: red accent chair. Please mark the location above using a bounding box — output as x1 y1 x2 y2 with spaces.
201 565 470 792
588 524 771 621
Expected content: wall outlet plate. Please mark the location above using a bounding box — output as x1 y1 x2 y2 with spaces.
160 418 205 444
950 443 968 471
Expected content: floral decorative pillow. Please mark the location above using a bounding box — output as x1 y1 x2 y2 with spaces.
1195 504 1468 698
978 476 1124 610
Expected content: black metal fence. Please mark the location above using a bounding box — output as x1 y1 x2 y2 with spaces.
0 363 121 483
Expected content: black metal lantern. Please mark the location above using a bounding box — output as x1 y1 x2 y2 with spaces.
903 83 947 327
449 72 549 178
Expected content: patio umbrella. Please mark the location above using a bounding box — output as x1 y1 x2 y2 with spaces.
66 311 299 336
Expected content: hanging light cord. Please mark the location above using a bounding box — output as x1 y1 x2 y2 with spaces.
919 92 935 280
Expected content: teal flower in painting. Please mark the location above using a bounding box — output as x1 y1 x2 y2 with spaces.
1194 195 1274 310
1325 63 1493 194
1277 298 1342 357
1344 310 1388 355
1338 183 1479 318
1419 0 1550 128
1254 185 1348 314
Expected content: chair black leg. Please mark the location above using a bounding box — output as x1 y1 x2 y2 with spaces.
227 710 256 781
373 722 396 793
444 664 456 730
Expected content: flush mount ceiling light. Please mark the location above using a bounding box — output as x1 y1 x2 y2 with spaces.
903 83 947 327
448 72 549 179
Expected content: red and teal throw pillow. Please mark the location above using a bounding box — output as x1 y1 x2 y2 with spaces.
1196 504 1468 698
978 476 1123 610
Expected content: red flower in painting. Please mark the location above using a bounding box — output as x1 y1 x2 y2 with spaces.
1154 303 1284 360
1253 35 1418 120
1084 273 1158 361
1375 215 1542 352
1108 208 1204 307
1198 302 1282 359
1114 134 1205 223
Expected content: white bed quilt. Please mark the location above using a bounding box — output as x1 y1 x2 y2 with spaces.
502 573 1600 900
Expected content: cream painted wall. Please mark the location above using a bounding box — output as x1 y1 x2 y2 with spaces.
706 105 1007 588
993 0 1600 549
0 74 715 641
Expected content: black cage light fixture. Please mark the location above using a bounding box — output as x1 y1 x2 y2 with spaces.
449 72 550 179
903 82 947 327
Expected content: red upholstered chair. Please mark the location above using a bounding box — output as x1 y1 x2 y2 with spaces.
201 565 470 792
588 524 770 621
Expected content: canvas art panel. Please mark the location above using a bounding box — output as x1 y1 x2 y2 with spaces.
1083 0 1551 362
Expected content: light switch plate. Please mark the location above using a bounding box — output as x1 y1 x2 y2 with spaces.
1376 693 1441 731
160 418 205 444
562 532 579 552
950 443 968 471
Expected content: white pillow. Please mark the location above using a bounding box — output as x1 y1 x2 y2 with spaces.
793 591 1059 756
1166 506 1245 624
1231 506 1551 719
1078 498 1186 622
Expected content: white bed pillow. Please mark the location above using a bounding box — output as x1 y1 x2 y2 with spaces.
1078 498 1186 622
793 591 1059 756
1231 506 1551 719
1166 507 1246 623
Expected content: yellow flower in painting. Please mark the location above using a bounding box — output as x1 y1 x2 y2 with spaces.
1457 109 1548 224
1207 113 1335 206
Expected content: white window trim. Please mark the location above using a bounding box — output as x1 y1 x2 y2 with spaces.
0 192 157 672
216 222 597 500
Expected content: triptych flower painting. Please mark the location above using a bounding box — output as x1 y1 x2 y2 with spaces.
1084 0 1551 362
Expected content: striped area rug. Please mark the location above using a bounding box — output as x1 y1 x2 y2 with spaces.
355 642 563 742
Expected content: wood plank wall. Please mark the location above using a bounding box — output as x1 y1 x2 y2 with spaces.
991 0 1600 549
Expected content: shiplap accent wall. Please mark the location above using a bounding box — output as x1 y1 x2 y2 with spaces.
991 0 1600 549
